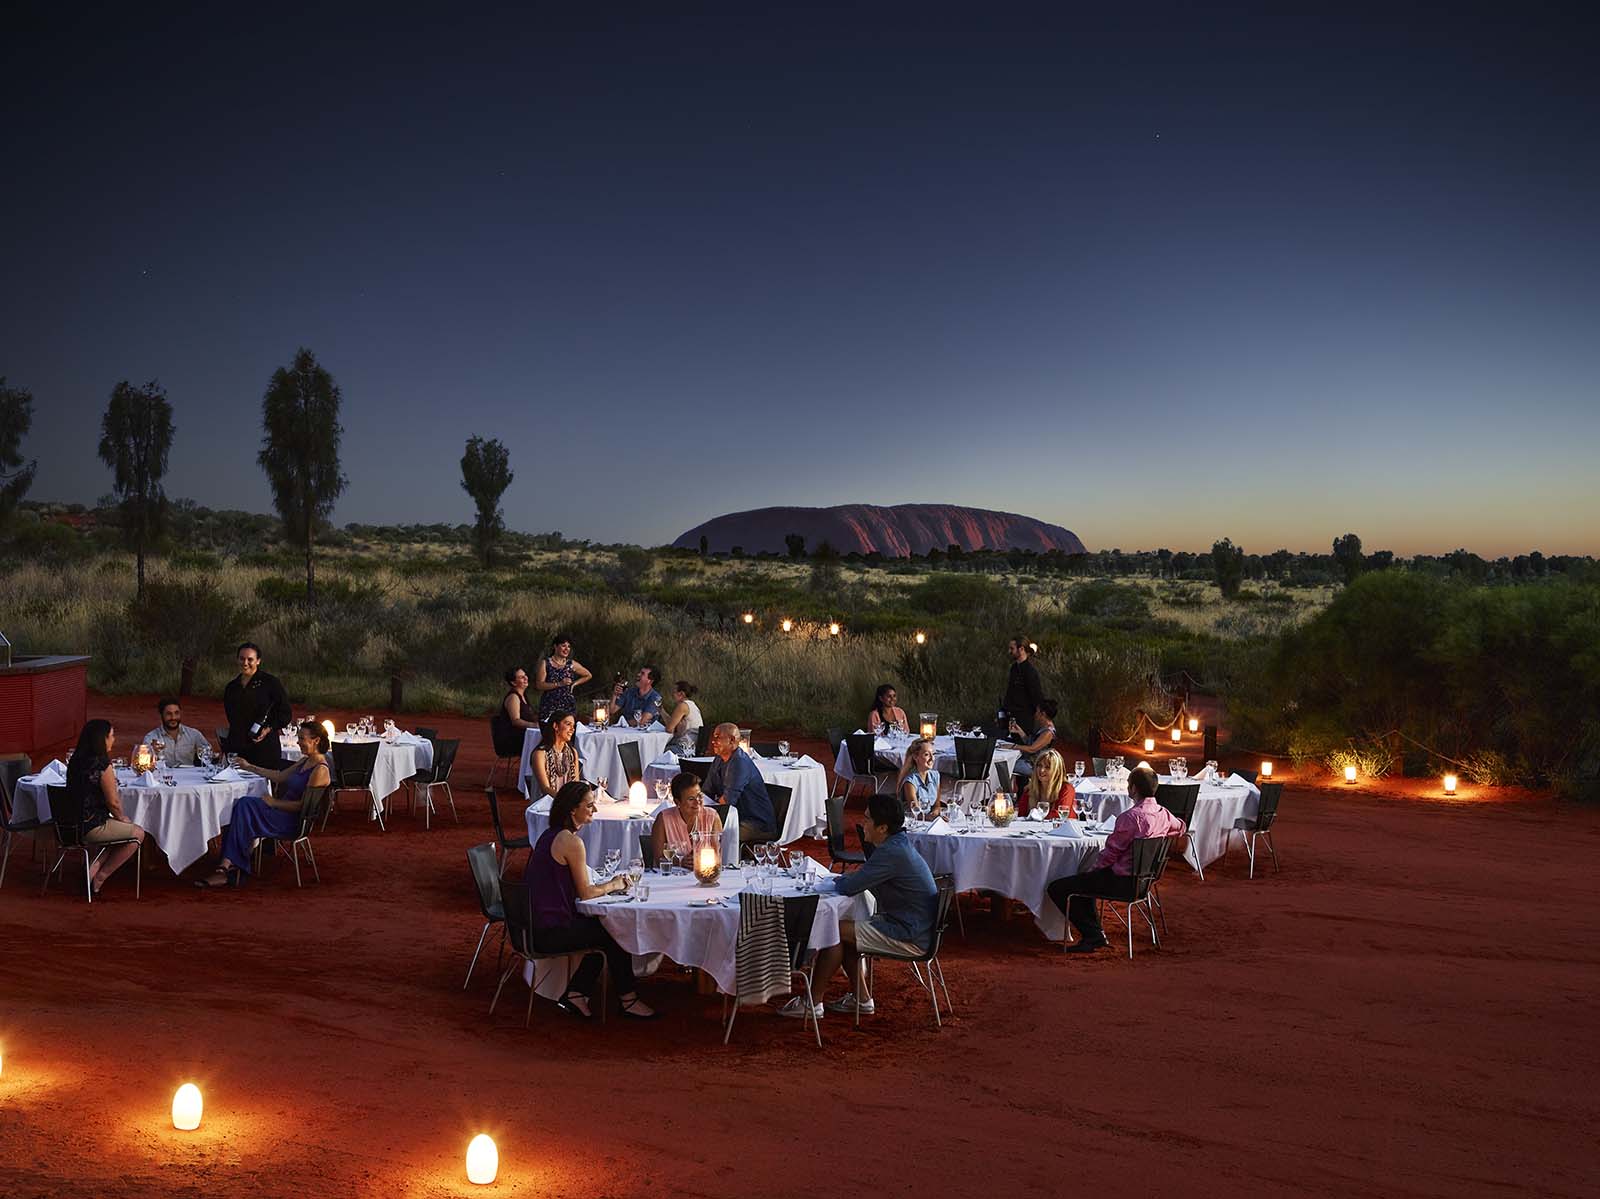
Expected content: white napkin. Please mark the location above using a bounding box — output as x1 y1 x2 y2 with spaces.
135 770 160 788
810 875 840 894
649 753 679 769
791 754 822 770
854 729 866 736
208 766 248 782
391 731 422 745
1050 820 1088 838
925 816 952 834
32 759 68 784
529 796 553 814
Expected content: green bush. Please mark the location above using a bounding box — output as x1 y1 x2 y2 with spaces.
1067 580 1153 627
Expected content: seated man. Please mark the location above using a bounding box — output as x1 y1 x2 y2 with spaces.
610 666 663 727
783 792 937 1020
703 722 777 843
143 697 212 767
1045 764 1185 954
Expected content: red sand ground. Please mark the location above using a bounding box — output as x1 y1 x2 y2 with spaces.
3 694 1597 1198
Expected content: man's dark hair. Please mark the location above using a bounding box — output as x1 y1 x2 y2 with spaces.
1009 636 1027 654
1128 764 1159 801
670 771 701 801
643 665 661 688
866 792 906 834
156 696 180 713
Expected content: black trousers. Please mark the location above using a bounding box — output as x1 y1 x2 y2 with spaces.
1045 867 1139 941
531 916 637 999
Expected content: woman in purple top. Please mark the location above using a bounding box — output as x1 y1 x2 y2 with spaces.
524 781 656 1019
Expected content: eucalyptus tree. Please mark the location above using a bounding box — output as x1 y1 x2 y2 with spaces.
258 348 347 602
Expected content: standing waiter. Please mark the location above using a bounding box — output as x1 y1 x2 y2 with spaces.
999 636 1045 738
222 642 293 769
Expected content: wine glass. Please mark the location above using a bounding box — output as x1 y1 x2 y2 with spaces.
626 854 645 893
1074 760 1086 781
777 740 790 759
593 773 609 799
601 849 621 879
654 778 669 803
1030 799 1048 822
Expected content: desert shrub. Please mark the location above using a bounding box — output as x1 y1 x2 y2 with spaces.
1461 749 1514 786
130 576 257 692
1323 741 1397 780
906 573 1026 627
1048 642 1171 742
1067 580 1152 627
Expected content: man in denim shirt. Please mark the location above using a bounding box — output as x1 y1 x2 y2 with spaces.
704 722 777 842
610 666 663 726
782 792 936 1020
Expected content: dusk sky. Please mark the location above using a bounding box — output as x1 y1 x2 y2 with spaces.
5 5 1596 557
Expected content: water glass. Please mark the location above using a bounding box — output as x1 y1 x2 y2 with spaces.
635 879 651 902
777 740 790 758
657 855 673 877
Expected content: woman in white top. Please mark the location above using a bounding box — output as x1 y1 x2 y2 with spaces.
661 680 704 756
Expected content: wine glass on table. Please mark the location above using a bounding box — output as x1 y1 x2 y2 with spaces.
625 852 644 896
654 778 669 804
1074 760 1086 782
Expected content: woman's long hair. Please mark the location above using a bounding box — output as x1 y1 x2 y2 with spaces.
1028 750 1067 811
896 736 936 791
872 683 898 724
67 719 113 785
539 712 574 752
549 780 594 832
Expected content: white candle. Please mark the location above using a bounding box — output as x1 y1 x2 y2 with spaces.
1170 727 1182 743
1344 764 1357 783
1261 760 1273 778
1443 773 1458 795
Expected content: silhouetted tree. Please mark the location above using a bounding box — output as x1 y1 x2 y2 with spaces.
98 379 174 601
809 538 841 593
1211 537 1244 598
459 435 513 566
785 532 806 559
258 348 348 603
1332 532 1364 585
0 377 38 525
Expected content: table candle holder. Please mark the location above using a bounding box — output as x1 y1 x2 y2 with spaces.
987 792 1016 827
691 829 722 885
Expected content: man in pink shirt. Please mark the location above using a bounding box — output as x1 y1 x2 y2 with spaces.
1046 765 1186 953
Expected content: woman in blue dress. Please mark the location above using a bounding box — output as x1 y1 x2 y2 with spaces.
195 720 331 888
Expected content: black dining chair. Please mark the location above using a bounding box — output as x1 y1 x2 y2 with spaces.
824 795 866 872
854 874 957 1029
1155 781 1203 880
951 736 998 809
42 784 141 902
838 733 892 801
464 843 506 990
408 738 460 828
327 740 384 830
618 740 645 788
1059 836 1172 959
1223 781 1283 877
486 787 532 876
491 881 608 1026
254 785 327 887
678 757 713 784
1 761 45 890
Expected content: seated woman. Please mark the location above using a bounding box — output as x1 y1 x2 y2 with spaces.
866 683 909 735
197 720 330 888
532 712 582 800
525 781 657 1019
490 665 538 761
660 681 704 757
1007 699 1059 782
1023 749 1075 818
896 736 942 818
650 771 724 867
63 719 147 897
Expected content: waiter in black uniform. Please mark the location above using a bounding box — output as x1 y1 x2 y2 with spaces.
222 642 293 768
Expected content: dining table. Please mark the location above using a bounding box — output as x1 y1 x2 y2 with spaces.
833 732 1022 800
643 750 828 844
281 729 433 819
12 765 272 875
1070 773 1261 869
523 794 740 873
519 722 672 799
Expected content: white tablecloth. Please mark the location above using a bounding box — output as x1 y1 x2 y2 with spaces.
285 733 432 817
524 798 740 871
643 753 828 844
906 821 1106 942
519 725 671 799
13 767 271 874
834 734 1021 800
1072 774 1261 868
525 862 871 998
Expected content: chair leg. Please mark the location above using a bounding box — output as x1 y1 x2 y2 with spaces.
42 848 65 895
1 830 13 889
1264 831 1279 873
927 962 942 1029
444 781 458 824
85 851 94 902
133 841 141 899
722 993 739 1044
464 921 492 990
801 967 822 1048
932 956 953 1015
1245 833 1257 879
489 956 521 1015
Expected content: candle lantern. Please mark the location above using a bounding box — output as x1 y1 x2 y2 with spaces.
986 791 1016 828
913 630 927 646
172 1083 203 1131
321 719 337 747
780 618 793 633
628 780 647 807
919 713 938 739
1344 764 1358 784
1143 737 1156 753
741 611 754 625
592 700 609 728
1443 773 1458 796
1170 727 1182 743
827 621 841 637
1260 760 1273 778
691 829 722 885
466 1134 498 1185
1188 717 1199 733
134 743 154 772
737 728 752 753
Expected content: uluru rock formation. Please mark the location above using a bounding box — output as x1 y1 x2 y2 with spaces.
672 504 1086 557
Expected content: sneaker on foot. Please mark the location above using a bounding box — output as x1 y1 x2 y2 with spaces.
776 996 823 1020
825 991 875 1015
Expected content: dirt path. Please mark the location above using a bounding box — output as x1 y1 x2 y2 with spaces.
2 694 1596 1197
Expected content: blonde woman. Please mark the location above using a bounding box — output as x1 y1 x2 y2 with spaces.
896 736 941 817
1025 749 1074 818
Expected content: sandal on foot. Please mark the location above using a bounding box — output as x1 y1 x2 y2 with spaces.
556 994 591 1020
194 868 238 890
619 996 659 1020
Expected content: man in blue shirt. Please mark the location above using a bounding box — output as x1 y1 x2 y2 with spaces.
782 792 937 1020
703 722 777 842
610 666 662 726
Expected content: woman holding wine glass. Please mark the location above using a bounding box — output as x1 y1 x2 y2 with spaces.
896 736 942 819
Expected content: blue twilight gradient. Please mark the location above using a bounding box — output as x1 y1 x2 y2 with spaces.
3 6 1596 557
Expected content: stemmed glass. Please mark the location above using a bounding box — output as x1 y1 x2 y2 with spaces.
1030 798 1048 822
600 849 621 880
625 853 645 897
1074 760 1086 782
654 778 669 803
593 774 609 800
777 740 790 760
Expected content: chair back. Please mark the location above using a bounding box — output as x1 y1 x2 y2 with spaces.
694 724 712 756
0 759 25 807
827 727 845 759
638 832 656 870
1155 781 1201 825
499 880 534 956
332 739 381 785
767 783 793 839
1129 835 1173 901
1234 768 1257 784
782 893 820 971
45 784 88 847
926 873 957 959
295 785 329 839
486 787 511 845
844 732 878 776
618 740 644 787
467 843 504 920
429 738 459 783
414 726 439 741
706 801 731 831
994 760 1012 795
952 735 996 782
856 823 873 859
1254 781 1283 832
679 757 713 783
1092 756 1109 776
824 795 853 858
751 741 782 757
